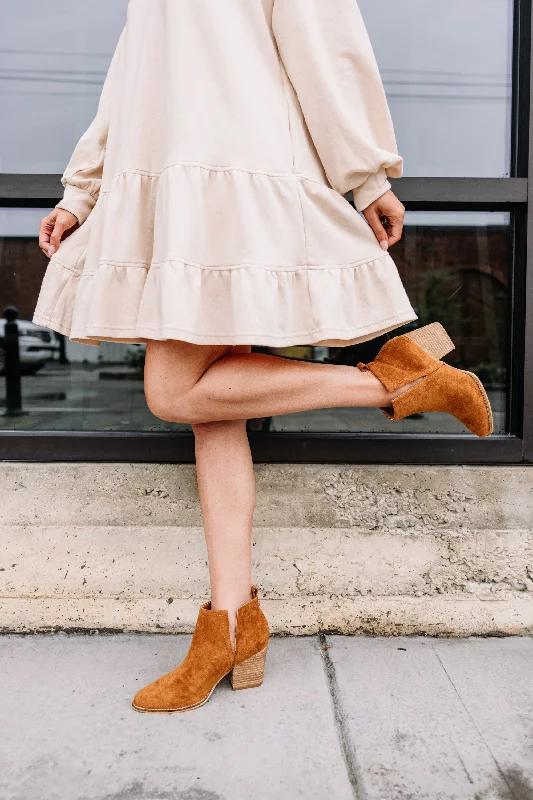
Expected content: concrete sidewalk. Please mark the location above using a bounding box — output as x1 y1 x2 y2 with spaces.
1 635 532 800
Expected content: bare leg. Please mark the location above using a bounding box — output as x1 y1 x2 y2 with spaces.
144 339 416 631
193 419 255 647
145 339 419 424
145 344 257 641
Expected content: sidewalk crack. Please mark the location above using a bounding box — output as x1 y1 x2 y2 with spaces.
431 643 522 800
318 632 366 800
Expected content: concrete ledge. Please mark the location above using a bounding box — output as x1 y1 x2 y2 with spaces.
1 463 532 635
1 596 532 636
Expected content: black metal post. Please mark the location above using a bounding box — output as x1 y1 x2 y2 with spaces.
3 306 23 416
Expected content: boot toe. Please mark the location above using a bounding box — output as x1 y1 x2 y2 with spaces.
132 679 167 712
463 372 494 437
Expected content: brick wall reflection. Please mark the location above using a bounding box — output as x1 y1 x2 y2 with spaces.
0 224 510 385
0 239 48 320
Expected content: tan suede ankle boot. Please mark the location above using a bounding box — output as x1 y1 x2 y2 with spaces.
357 322 493 437
232 586 269 690
132 586 269 713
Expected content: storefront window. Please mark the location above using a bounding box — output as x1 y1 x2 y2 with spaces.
0 209 511 436
359 0 514 178
1 0 529 462
0 0 128 173
1 1 513 179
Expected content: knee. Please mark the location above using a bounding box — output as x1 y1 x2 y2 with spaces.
144 385 197 424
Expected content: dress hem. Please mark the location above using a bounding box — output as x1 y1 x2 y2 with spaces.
33 310 418 349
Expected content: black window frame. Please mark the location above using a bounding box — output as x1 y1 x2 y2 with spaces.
1 0 532 465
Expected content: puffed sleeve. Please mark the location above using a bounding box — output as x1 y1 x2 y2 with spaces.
272 0 402 212
55 24 127 225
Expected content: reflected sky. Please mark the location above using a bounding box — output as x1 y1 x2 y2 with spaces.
1 0 513 177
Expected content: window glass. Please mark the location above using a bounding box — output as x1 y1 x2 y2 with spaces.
0 208 190 432
0 0 128 173
272 211 511 435
0 210 511 436
2 1 513 178
358 0 514 177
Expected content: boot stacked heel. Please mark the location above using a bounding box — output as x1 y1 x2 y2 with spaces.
358 322 494 437
231 646 268 690
403 321 455 360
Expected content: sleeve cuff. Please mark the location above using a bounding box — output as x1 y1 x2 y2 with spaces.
55 184 96 226
352 169 392 213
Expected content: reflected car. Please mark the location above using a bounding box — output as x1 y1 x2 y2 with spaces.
0 320 60 375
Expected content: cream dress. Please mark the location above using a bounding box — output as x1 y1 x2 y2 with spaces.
33 0 417 347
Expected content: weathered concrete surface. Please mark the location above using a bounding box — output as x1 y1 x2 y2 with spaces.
2 596 532 636
1 634 533 800
3 463 533 530
0 635 354 800
1 464 532 634
327 636 533 800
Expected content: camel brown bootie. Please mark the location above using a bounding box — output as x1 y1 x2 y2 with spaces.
357 322 493 437
132 586 269 713
232 585 269 690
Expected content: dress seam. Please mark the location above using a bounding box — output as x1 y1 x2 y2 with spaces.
76 252 391 272
62 182 99 201
49 257 83 275
99 160 331 191
277 58 311 281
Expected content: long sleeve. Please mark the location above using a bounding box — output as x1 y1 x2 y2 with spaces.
55 25 127 225
272 0 402 212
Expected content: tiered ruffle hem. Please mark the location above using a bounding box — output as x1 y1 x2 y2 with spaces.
33 164 417 347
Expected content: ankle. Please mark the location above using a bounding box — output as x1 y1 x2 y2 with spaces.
388 377 424 404
210 588 253 650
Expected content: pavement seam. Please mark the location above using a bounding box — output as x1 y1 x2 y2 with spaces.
430 642 521 800
318 632 366 800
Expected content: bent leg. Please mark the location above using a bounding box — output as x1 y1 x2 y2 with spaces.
144 338 412 424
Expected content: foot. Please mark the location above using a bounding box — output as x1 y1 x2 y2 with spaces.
132 587 269 713
132 602 234 713
358 323 493 437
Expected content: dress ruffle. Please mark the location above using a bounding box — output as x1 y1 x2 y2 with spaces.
33 164 417 347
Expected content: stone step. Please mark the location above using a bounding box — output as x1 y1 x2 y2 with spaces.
1 463 532 634
3 463 532 530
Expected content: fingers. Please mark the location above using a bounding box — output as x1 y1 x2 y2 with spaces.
49 217 71 256
38 210 77 257
363 190 405 250
38 214 55 256
365 207 390 251
385 215 404 248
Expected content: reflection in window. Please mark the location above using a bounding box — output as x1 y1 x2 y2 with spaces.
271 212 511 435
0 209 511 436
359 0 513 177
0 208 189 432
1 0 128 173
2 0 513 178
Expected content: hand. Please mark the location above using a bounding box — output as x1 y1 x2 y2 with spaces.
363 189 405 252
39 208 79 258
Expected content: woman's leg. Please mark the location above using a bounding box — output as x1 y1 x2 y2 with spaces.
193 418 255 647
144 339 413 425
143 339 413 634
144 342 257 642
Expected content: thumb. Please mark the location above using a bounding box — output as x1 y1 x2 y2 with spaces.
365 209 389 252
